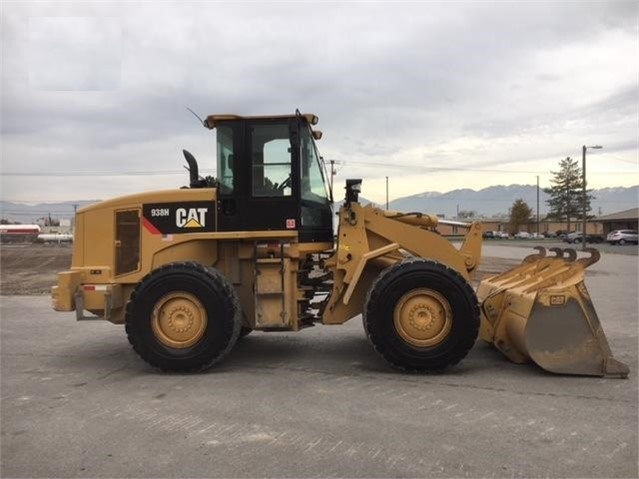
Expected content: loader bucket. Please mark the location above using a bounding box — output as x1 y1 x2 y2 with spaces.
477 247 629 378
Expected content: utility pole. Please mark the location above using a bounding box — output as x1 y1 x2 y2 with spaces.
536 176 540 237
582 146 587 251
582 145 603 250
385 176 389 210
72 203 79 232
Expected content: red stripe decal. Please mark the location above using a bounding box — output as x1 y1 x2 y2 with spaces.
143 217 161 235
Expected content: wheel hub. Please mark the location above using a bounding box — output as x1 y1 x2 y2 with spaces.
394 288 452 347
151 292 208 349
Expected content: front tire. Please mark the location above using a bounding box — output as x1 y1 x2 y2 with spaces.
125 262 241 372
239 327 253 338
364 258 479 373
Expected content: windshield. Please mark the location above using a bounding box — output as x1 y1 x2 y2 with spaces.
300 126 330 203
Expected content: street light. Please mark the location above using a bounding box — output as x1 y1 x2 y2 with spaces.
582 144 603 250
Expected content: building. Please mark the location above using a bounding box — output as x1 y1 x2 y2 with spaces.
595 208 639 235
468 207 638 237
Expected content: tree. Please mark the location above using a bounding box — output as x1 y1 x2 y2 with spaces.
509 198 533 233
544 157 595 231
457 210 477 219
37 215 60 227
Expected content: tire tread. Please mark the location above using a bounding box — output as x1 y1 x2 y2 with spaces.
364 258 479 373
125 261 241 372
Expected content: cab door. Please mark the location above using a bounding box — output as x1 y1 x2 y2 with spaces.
244 119 299 232
217 118 299 233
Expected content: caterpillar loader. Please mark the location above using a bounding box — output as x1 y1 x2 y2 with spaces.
51 112 628 377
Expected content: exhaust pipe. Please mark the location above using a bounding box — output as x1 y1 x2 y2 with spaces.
182 149 202 188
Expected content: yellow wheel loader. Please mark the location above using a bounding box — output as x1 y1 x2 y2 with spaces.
51 112 628 377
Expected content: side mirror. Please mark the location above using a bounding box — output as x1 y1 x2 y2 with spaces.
345 179 362 204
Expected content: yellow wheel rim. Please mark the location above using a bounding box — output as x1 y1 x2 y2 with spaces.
151 292 208 349
393 288 453 347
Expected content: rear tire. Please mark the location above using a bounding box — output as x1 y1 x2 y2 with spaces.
619 239 626 245
125 262 241 372
364 258 479 373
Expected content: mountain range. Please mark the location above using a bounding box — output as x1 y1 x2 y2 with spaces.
1 185 637 223
384 184 638 219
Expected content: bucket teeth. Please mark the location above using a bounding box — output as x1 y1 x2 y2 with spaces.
577 248 600 267
549 247 564 258
523 246 546 263
477 246 628 378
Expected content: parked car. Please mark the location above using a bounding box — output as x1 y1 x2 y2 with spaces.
564 232 604 244
606 230 638 245
514 231 531 239
557 232 569 241
586 234 604 244
496 231 510 239
563 232 581 243
482 230 495 239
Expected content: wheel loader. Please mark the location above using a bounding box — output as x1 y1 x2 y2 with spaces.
51 112 628 377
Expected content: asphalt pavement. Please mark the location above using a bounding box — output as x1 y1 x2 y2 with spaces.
1 246 637 478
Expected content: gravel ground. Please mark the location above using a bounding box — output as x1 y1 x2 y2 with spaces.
1 243 636 478
1 244 74 295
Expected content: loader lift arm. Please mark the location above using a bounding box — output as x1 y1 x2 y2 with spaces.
323 187 482 326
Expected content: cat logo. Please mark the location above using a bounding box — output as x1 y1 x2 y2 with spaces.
176 207 208 228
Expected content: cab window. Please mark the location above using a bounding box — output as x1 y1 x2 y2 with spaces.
216 125 235 194
251 123 292 197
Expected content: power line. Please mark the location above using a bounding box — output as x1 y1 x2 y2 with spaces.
1 163 633 177
344 158 541 173
0 170 210 177
2 150 636 178
601 153 639 166
329 158 635 175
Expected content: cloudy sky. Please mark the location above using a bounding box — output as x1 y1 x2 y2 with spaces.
1 1 637 205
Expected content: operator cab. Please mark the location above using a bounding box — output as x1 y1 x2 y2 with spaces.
205 112 334 243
